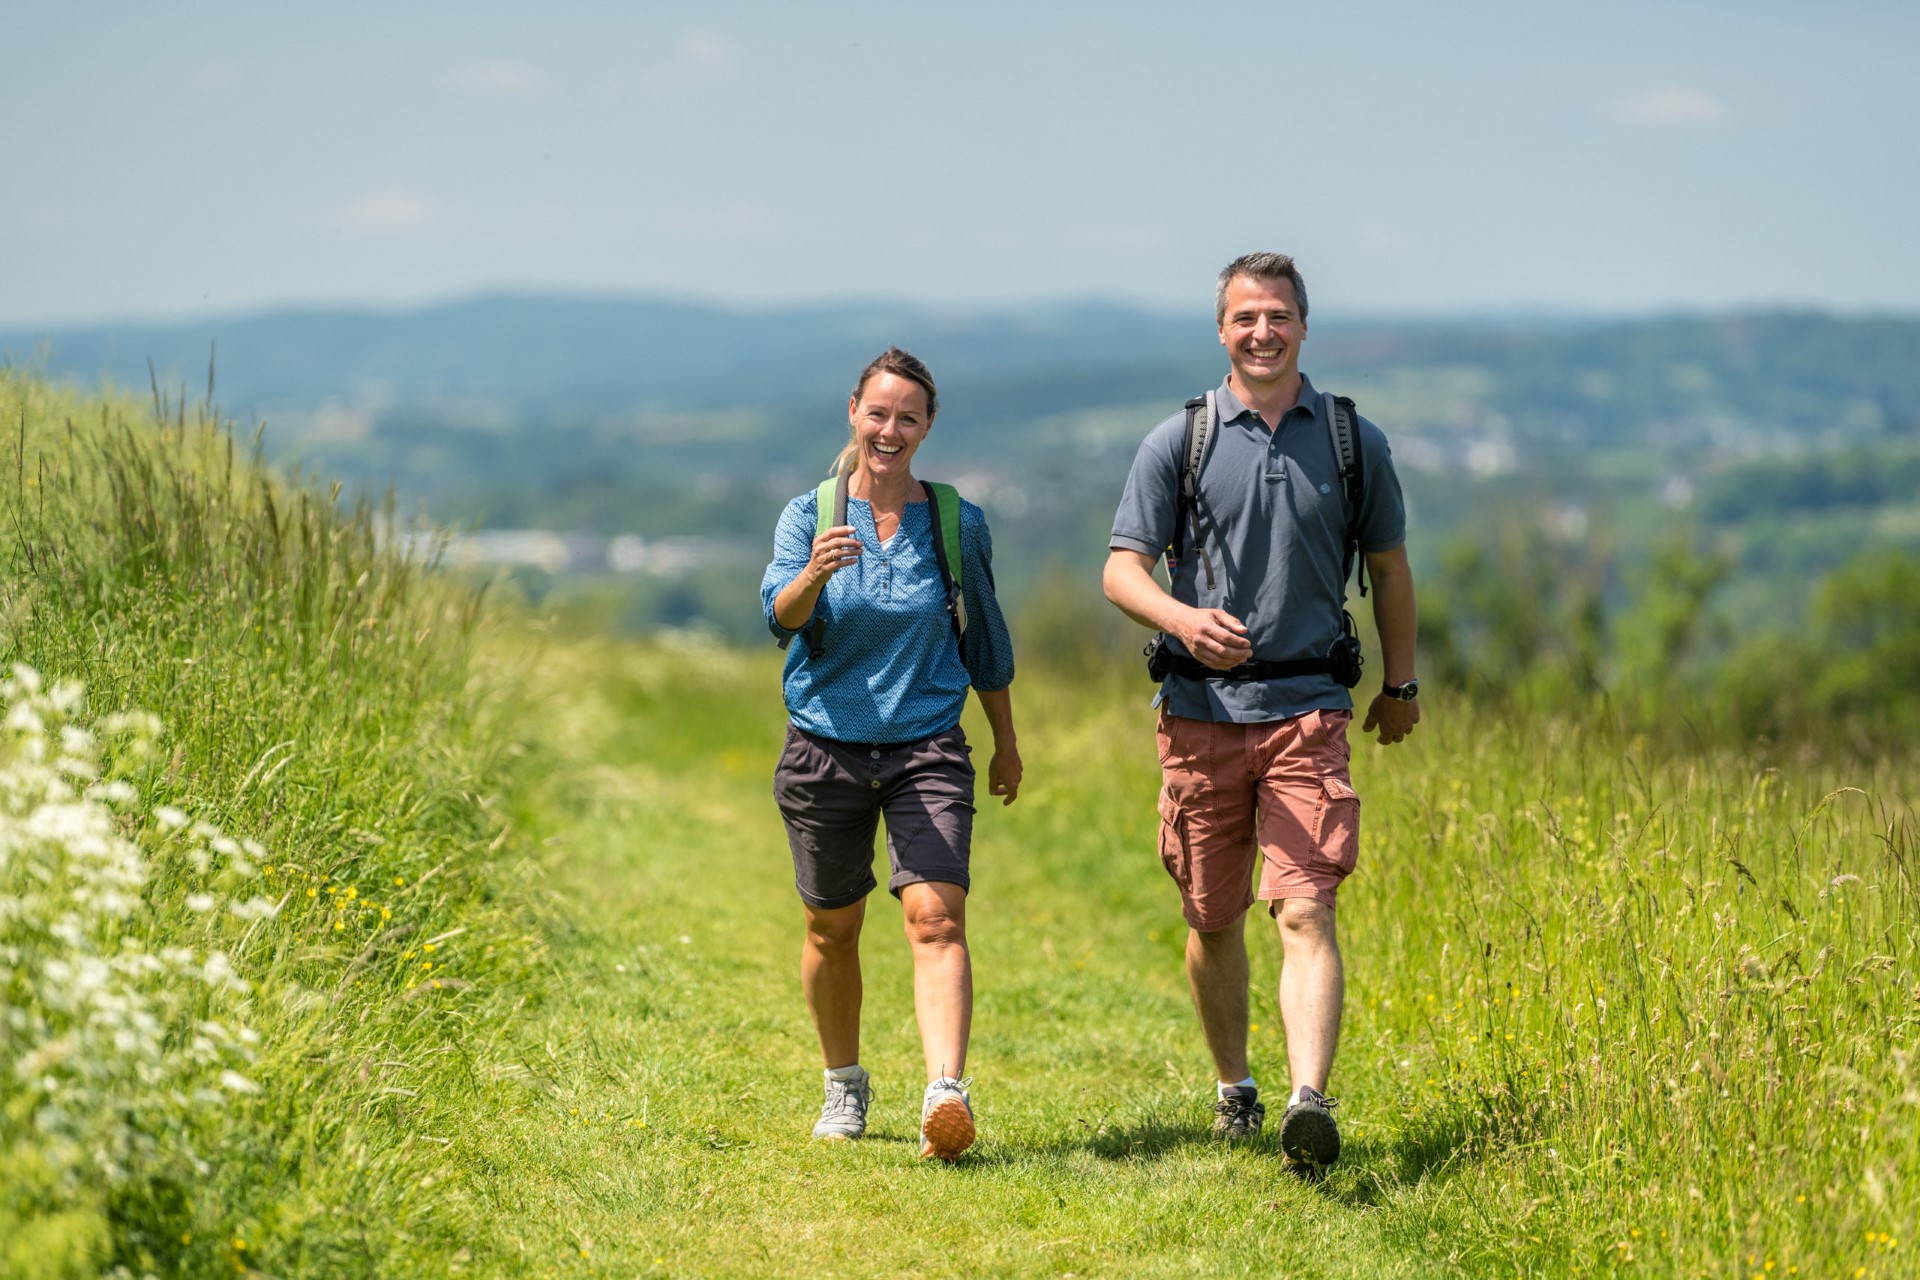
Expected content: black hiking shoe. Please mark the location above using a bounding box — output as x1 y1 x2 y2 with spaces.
1211 1088 1265 1141
1279 1086 1340 1169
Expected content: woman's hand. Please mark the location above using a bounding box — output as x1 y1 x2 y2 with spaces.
987 745 1022 806
806 525 862 584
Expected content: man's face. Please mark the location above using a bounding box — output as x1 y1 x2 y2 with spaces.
1217 274 1307 392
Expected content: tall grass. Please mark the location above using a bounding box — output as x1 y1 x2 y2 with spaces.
0 370 545 1278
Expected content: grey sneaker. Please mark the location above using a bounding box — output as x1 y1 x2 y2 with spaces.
812 1068 872 1141
1279 1085 1340 1168
919 1076 975 1160
1211 1088 1265 1141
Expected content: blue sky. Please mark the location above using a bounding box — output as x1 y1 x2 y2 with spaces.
4 0 1916 326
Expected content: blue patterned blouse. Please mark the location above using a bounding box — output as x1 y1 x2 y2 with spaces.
761 488 1015 745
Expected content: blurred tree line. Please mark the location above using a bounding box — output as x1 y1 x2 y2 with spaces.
1414 523 1920 744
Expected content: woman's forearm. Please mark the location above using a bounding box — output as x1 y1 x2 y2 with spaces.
773 570 825 631
975 685 1017 748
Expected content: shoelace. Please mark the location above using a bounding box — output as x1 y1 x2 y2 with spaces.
822 1079 868 1121
925 1075 972 1104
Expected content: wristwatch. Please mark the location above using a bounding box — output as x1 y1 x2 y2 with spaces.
1381 678 1420 702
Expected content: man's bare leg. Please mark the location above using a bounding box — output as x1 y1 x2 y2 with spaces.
1274 897 1342 1092
1186 913 1251 1084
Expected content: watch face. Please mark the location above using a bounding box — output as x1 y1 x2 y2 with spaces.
1390 680 1419 701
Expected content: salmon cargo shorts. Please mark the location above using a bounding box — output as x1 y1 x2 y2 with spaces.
1156 707 1360 928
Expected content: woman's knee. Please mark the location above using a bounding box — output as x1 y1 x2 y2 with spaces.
804 902 865 952
901 885 967 949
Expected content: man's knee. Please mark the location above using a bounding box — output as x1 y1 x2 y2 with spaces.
1273 896 1336 942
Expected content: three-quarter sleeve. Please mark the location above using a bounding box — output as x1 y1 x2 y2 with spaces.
760 492 818 642
957 501 1015 691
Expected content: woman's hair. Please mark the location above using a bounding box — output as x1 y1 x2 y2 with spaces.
830 347 939 477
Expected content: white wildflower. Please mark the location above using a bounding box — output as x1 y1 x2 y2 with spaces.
184 893 216 913
154 806 188 831
218 1070 260 1095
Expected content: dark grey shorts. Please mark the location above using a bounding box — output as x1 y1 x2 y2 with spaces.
772 723 975 909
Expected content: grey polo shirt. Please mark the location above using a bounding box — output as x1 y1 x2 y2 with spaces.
1110 373 1407 724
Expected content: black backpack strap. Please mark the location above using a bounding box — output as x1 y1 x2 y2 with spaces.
800 469 851 658
1323 393 1368 598
920 481 965 643
1169 393 1217 591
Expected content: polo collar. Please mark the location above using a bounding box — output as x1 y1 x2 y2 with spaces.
1213 372 1321 427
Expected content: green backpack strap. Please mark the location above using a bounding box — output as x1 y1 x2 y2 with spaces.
921 481 967 641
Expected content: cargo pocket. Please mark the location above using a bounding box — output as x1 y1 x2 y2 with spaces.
1157 787 1193 890
1313 777 1361 875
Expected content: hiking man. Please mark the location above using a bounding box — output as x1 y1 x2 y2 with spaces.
1102 252 1419 1168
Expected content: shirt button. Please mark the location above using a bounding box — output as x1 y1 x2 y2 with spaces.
869 749 880 759
870 779 882 789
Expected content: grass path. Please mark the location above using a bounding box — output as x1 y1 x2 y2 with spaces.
439 641 1477 1279
436 638 1917 1280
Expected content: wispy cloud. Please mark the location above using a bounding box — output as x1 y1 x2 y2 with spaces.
1067 222 1167 252
1352 218 1412 254
333 189 443 234
641 33 735 95
446 61 544 97
191 65 236 95
1614 87 1726 126
666 200 775 236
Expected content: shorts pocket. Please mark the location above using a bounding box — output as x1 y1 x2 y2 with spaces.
1157 787 1193 890
1313 776 1360 875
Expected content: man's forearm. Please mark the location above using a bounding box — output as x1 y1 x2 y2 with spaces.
1367 553 1418 687
1103 550 1181 633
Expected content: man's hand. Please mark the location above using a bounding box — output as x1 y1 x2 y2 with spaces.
987 746 1023 805
1176 607 1254 670
1361 694 1420 745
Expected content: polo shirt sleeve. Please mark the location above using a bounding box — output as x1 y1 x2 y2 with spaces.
760 492 818 642
1355 417 1408 553
1109 411 1188 557
957 502 1015 692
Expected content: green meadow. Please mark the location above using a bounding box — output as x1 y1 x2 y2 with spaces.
2 371 1916 1278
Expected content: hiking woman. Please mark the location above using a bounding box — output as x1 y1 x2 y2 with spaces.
761 346 1020 1160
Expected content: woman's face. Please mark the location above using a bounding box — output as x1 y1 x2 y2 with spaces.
848 372 933 482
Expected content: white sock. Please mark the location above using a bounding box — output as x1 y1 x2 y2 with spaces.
1217 1076 1257 1098
825 1064 865 1082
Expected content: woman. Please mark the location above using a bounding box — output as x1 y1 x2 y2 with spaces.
761 347 1020 1160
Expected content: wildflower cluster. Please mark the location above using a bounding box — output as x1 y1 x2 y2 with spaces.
0 664 270 1186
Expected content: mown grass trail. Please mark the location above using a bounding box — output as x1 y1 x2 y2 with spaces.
449 641 1918 1279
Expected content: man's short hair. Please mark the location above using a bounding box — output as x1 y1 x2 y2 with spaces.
1215 253 1309 325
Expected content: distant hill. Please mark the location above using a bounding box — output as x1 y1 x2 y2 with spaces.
6 295 1917 449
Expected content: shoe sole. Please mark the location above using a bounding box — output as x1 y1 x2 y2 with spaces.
919 1097 975 1160
813 1131 860 1142
1280 1108 1339 1167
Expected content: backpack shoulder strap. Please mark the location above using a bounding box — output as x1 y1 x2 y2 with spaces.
1169 393 1218 590
921 481 967 640
1322 392 1368 597
812 475 839 536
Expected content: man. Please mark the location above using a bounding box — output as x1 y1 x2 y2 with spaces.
1102 252 1420 1169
